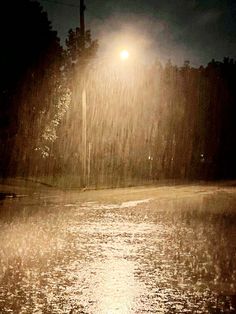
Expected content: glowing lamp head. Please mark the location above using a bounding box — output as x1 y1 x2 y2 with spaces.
120 50 129 60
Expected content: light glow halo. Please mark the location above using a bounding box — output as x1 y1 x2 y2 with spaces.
120 50 129 60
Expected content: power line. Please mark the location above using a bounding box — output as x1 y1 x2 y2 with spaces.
40 0 80 8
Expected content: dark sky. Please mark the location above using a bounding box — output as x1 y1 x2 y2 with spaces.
39 0 236 66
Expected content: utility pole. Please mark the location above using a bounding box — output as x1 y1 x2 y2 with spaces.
80 0 86 48
82 89 87 187
80 0 87 187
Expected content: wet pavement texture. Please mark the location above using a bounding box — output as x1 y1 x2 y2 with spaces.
0 185 236 313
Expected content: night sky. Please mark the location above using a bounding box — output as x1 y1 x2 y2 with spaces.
39 0 236 66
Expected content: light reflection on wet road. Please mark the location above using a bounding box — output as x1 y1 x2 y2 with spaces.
0 185 236 313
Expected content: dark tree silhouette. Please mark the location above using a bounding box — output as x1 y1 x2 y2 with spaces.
45 56 236 187
0 0 62 177
66 28 98 70
48 26 98 182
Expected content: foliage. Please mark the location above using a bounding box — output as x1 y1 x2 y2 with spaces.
53 57 236 185
65 28 98 69
35 86 72 158
0 0 64 176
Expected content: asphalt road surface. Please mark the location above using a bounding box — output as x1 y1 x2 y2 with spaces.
0 183 236 313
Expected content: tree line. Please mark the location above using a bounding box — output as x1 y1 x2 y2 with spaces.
1 0 236 187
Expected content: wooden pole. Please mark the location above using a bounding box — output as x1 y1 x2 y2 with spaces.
80 0 86 48
80 0 86 187
87 142 92 186
82 88 87 187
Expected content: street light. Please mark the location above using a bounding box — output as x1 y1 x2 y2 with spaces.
120 50 129 60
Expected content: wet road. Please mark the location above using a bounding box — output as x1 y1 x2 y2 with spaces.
0 184 236 313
